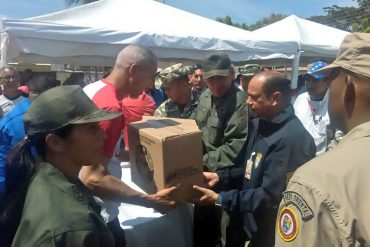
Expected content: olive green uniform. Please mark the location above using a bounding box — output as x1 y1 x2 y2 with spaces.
12 162 114 247
191 85 248 171
275 121 370 246
154 90 199 119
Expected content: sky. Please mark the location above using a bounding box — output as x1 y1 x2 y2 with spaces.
0 0 357 24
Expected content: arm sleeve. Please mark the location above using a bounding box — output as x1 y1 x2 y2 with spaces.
0 131 11 196
216 165 245 191
45 230 115 247
274 179 346 247
204 103 248 171
99 107 124 159
154 102 167 117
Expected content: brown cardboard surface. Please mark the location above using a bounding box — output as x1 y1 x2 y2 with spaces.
128 117 203 202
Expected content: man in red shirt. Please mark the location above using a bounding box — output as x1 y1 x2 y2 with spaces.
122 92 156 148
82 45 176 247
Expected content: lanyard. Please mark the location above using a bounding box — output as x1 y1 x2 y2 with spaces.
306 98 322 124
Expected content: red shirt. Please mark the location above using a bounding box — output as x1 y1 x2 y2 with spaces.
83 79 124 158
122 92 156 148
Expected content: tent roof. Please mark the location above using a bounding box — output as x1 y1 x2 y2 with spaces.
252 15 349 57
1 0 297 66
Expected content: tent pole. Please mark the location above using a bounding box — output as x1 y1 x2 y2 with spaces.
0 30 8 68
291 51 300 89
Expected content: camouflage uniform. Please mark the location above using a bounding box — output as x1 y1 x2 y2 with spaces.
154 63 198 119
155 90 199 119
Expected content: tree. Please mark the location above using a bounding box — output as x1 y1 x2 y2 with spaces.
216 13 287 31
309 0 370 32
247 13 287 31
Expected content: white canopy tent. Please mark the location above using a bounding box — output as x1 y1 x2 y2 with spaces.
0 0 298 68
252 15 349 85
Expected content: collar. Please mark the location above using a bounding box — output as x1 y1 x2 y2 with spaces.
211 83 237 105
307 90 329 111
36 162 100 210
36 162 83 193
339 121 370 144
101 79 124 100
267 104 295 124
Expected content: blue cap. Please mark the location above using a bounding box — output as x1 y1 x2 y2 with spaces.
304 61 328 80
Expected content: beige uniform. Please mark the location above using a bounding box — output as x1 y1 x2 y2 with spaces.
275 121 370 247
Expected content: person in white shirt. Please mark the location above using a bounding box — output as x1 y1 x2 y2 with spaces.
293 61 332 155
0 67 25 118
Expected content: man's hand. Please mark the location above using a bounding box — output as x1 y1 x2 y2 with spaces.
192 185 218 206
146 186 178 214
203 172 219 188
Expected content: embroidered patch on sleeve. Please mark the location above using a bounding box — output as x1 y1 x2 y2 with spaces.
278 207 298 242
282 191 314 221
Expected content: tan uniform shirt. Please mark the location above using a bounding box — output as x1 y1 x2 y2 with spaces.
275 121 370 246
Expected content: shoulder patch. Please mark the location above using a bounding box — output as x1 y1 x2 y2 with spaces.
278 207 298 242
282 191 314 221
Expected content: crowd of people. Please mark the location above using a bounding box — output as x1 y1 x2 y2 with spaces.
0 32 369 247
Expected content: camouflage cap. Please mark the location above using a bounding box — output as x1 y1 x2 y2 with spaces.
154 69 163 89
185 65 195 76
314 32 370 78
24 85 121 135
238 64 261 76
158 63 189 87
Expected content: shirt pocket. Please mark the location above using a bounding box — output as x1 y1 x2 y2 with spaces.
195 104 208 127
208 113 223 145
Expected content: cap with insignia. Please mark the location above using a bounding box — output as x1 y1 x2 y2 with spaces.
238 64 261 77
303 61 328 80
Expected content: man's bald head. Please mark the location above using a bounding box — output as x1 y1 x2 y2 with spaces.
255 71 291 105
114 45 157 69
108 45 158 98
247 71 292 120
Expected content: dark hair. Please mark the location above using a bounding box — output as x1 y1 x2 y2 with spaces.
0 125 74 245
262 73 292 105
20 69 34 85
63 73 86 87
29 75 59 95
192 64 202 70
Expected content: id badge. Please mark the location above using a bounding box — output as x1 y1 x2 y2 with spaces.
245 152 255 180
245 159 253 179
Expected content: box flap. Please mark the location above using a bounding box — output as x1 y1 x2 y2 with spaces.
129 117 200 141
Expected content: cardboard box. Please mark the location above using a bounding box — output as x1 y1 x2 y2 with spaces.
128 117 203 202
